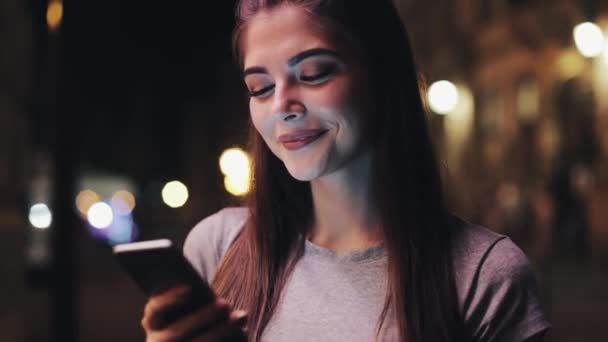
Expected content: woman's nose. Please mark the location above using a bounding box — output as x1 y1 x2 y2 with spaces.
272 83 306 122
279 108 305 122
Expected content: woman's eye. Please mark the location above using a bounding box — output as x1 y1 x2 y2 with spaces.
299 65 338 83
249 84 274 97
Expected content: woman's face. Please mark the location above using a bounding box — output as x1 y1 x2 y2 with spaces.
241 4 371 181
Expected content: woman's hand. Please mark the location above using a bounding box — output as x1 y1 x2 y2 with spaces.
141 286 247 342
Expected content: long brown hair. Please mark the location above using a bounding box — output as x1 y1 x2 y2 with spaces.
212 1 466 341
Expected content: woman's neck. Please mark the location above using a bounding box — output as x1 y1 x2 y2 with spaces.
308 148 383 252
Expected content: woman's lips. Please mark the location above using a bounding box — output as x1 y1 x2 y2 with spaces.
278 129 328 151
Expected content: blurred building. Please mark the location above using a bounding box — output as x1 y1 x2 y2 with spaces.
397 0 608 264
0 0 34 340
395 2 608 339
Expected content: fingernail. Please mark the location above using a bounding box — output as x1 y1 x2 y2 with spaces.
230 310 248 320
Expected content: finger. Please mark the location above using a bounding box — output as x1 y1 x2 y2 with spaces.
142 286 192 330
146 285 191 317
161 299 231 341
229 310 248 329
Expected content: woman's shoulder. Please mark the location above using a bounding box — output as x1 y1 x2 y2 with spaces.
449 216 551 341
449 215 532 284
183 207 249 282
449 216 512 267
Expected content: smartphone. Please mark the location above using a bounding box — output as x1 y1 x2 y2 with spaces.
113 239 216 307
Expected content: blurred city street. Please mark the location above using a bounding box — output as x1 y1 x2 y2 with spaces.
2 0 608 340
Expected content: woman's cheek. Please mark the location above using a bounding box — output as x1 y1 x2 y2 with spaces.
251 107 280 153
319 81 358 119
250 104 268 136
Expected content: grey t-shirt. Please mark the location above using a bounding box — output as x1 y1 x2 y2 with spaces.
183 207 550 341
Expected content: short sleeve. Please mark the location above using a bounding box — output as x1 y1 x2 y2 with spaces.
183 207 248 282
464 238 551 342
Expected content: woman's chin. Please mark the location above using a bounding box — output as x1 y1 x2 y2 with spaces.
284 163 323 182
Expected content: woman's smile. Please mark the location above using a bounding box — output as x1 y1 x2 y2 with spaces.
278 129 329 151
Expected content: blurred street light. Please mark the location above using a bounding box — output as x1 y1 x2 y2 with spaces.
219 148 252 196
111 190 136 215
161 180 189 208
87 202 114 229
29 203 53 229
450 84 475 123
428 80 459 115
556 49 587 79
219 148 250 175
573 22 605 58
75 189 100 217
444 84 474 133
224 174 251 196
46 0 63 31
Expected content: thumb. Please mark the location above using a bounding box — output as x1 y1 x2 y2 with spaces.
230 310 248 329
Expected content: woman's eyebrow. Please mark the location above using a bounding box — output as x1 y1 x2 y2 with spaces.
243 66 268 77
287 48 338 67
243 48 339 76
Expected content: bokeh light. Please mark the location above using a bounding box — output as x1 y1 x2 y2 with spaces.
76 189 100 217
161 181 189 208
573 22 605 58
444 84 474 155
86 208 138 245
428 80 459 115
219 148 250 176
46 1 63 31
224 174 251 196
219 148 252 196
107 214 137 245
517 79 540 123
111 190 136 215
556 49 586 80
87 202 114 229
29 203 52 229
497 183 521 211
450 84 475 123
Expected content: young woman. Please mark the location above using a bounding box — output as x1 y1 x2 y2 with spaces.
141 0 551 341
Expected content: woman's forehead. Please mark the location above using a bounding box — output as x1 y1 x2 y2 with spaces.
241 5 335 68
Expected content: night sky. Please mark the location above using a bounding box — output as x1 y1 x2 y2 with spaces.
30 0 241 183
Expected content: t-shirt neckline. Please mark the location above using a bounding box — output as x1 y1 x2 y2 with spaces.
303 238 387 263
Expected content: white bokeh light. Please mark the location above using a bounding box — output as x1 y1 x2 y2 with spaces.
219 148 250 176
428 80 459 115
87 202 114 229
219 148 252 196
573 22 605 58
161 181 189 208
224 175 251 196
29 203 52 229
